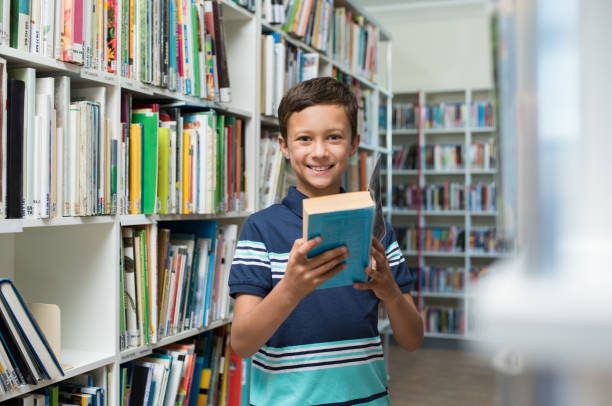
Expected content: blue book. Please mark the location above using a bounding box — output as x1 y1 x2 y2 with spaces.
303 192 375 290
159 221 219 326
187 357 204 406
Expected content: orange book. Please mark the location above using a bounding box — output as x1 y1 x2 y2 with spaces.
359 151 368 191
129 123 142 214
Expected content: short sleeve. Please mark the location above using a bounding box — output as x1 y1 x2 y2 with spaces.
229 217 273 298
383 221 414 293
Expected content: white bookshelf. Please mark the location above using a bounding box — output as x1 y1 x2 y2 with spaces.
0 0 392 402
389 89 512 340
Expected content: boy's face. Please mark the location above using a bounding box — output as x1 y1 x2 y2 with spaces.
279 104 359 198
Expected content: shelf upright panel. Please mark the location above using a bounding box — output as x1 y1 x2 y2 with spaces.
465 88 472 337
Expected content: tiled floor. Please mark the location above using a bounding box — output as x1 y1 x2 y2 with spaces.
387 344 499 406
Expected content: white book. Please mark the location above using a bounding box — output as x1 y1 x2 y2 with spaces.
197 120 208 214
55 127 63 218
169 123 177 214
30 0 42 54
263 0 272 22
36 77 55 218
72 86 106 213
190 129 197 214
264 34 275 116
54 76 70 215
122 227 140 347
302 53 319 81
140 357 171 406
161 247 178 337
273 35 286 117
0 0 9 46
42 0 55 57
54 0 64 59
69 104 79 215
206 114 216 214
193 238 210 327
162 355 183 406
32 115 41 218
220 224 237 319
82 0 91 67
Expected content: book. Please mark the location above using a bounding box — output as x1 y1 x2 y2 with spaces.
0 279 64 381
6 79 25 219
0 58 5 220
303 191 375 289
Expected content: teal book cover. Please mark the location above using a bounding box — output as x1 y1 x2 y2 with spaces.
304 192 375 290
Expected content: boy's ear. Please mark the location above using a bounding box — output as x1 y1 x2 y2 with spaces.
350 133 360 156
278 134 290 159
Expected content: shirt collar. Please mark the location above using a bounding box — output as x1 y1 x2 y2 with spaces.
282 186 346 219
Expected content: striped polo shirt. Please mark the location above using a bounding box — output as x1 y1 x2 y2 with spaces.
229 186 413 406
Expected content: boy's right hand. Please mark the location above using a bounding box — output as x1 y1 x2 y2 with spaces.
279 237 348 302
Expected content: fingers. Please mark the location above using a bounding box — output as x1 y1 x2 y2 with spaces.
314 262 346 285
371 237 386 255
296 236 322 257
370 245 388 273
310 249 348 277
353 280 376 290
308 245 348 269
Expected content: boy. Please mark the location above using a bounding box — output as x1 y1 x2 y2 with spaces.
229 77 423 405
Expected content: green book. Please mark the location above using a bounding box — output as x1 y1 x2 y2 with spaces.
157 127 170 214
215 114 225 212
10 0 30 51
140 229 150 344
191 4 201 98
131 111 158 214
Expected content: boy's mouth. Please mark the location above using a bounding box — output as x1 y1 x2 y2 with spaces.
307 164 334 174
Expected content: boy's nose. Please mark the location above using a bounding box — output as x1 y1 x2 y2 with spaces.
312 140 329 158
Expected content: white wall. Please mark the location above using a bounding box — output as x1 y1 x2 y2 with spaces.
362 1 493 92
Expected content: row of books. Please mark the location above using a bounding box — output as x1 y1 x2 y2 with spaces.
384 102 496 130
2 0 118 73
423 102 495 129
0 68 115 219
259 132 286 209
391 183 466 212
391 182 496 212
0 279 64 394
414 267 466 293
280 0 333 53
389 142 496 171
6 370 108 406
0 68 247 220
332 7 378 81
121 326 249 406
260 32 319 117
120 0 232 102
121 98 247 215
469 228 507 253
394 226 466 253
334 70 374 145
422 306 465 335
391 103 417 130
467 139 496 170
119 221 237 350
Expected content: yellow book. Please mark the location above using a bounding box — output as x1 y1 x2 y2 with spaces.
130 123 142 214
182 130 191 214
219 328 231 406
197 369 212 406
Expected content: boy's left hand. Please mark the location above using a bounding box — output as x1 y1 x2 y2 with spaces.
353 237 402 302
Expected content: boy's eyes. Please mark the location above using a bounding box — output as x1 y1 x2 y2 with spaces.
294 134 344 142
329 134 342 140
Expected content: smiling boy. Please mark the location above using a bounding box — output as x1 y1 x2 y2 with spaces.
229 77 423 405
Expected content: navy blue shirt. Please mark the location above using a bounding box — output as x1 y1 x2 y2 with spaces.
229 186 413 405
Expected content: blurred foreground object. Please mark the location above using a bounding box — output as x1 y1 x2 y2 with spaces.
474 0 612 404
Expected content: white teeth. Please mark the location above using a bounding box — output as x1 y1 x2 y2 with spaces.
311 165 332 171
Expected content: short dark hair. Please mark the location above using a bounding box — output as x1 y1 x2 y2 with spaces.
277 77 358 141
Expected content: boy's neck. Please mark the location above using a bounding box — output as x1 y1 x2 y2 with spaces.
296 183 342 198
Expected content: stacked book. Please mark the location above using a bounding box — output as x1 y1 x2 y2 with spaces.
412 267 466 293
467 182 496 212
121 327 250 406
4 0 119 73
421 306 465 335
277 0 333 53
332 7 378 81
470 101 495 128
423 144 463 171
468 139 496 170
0 280 64 395
119 221 237 350
120 99 247 216
121 0 232 102
393 226 465 253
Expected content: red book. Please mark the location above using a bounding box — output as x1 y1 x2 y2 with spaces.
235 119 242 210
443 181 449 211
225 124 233 212
227 349 243 406
359 151 367 191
